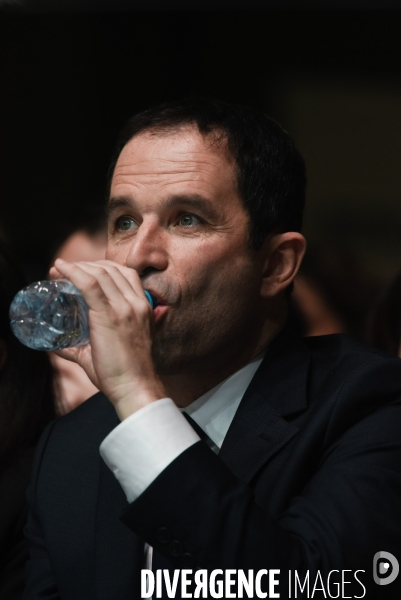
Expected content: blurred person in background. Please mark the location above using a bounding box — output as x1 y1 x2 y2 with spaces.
368 267 401 357
0 241 55 599
49 208 107 414
289 246 379 341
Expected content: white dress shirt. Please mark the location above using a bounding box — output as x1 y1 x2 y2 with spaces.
100 352 264 501
100 353 264 598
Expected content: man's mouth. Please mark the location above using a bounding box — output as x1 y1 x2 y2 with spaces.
153 303 169 321
146 289 167 308
145 289 171 321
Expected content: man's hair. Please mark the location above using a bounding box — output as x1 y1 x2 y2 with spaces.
108 98 306 249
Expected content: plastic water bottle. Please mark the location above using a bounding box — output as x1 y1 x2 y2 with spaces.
9 280 157 352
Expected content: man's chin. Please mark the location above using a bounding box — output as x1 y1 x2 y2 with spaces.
153 354 187 376
153 342 201 376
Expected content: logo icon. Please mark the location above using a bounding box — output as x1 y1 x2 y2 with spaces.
373 551 399 585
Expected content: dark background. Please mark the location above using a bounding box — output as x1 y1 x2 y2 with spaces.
1 7 400 287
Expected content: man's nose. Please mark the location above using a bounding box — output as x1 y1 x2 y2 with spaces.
125 222 168 276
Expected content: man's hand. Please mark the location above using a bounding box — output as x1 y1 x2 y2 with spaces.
49 259 167 420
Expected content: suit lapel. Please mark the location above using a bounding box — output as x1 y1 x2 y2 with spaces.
219 327 311 484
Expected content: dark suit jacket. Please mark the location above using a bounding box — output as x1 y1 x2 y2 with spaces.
24 330 401 599
0 445 35 600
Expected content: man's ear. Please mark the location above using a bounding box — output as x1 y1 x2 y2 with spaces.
259 232 306 299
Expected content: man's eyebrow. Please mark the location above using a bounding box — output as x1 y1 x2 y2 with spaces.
162 195 219 220
107 194 219 220
107 196 133 218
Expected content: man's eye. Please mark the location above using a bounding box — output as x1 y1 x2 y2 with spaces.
178 214 201 227
116 216 137 231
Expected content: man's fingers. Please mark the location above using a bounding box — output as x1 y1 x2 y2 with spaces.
53 344 100 388
49 265 65 280
77 260 145 300
76 261 143 299
53 259 117 312
53 347 80 363
54 259 150 307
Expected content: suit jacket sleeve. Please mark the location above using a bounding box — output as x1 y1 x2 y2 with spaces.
0 445 35 600
120 358 401 597
23 421 60 600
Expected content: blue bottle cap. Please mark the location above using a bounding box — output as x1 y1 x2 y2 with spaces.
144 290 158 309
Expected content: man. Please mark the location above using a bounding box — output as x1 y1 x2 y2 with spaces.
24 99 401 599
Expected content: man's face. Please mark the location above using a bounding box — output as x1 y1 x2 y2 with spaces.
106 127 266 374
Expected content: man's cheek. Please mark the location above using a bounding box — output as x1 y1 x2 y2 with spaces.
105 246 123 263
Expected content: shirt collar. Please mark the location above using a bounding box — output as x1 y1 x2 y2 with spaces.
182 351 265 449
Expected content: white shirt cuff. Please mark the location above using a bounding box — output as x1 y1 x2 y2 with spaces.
99 398 200 503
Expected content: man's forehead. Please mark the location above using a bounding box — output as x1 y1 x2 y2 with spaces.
109 127 241 214
115 126 232 169
109 128 237 205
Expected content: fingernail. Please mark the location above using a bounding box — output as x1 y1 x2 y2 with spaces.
55 258 65 264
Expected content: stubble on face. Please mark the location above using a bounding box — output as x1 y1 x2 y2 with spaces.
107 127 267 387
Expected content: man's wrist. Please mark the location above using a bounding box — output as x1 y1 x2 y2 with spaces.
111 380 167 421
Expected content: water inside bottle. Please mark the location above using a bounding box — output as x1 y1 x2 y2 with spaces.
9 280 90 351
